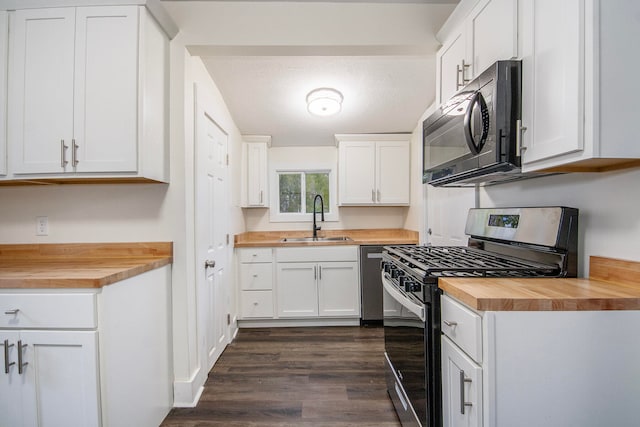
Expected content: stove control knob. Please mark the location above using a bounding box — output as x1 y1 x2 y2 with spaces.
404 281 421 293
391 268 403 279
382 262 391 273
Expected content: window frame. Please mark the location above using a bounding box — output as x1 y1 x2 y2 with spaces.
269 168 339 223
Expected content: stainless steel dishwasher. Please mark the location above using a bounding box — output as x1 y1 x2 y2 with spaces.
359 245 385 324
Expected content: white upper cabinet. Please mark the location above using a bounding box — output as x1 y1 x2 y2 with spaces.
0 11 6 177
436 0 518 106
241 136 270 208
520 0 640 172
337 134 410 206
7 5 170 182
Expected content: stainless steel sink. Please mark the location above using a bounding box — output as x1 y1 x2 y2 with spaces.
280 236 352 243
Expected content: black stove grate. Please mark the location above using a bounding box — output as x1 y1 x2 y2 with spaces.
386 245 560 278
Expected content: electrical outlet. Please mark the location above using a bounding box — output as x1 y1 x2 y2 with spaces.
36 216 49 236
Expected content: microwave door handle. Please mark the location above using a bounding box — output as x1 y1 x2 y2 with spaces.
463 91 490 154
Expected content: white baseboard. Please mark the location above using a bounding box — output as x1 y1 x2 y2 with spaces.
237 318 360 328
172 368 204 408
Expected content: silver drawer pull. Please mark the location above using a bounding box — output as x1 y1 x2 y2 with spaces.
460 370 473 414
3 340 15 374
443 320 458 327
17 340 28 375
4 309 19 315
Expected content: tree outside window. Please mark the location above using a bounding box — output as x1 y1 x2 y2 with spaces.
278 171 330 214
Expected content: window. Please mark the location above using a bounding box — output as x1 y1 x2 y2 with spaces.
278 171 330 214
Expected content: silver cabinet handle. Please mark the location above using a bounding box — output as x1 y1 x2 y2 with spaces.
376 189 381 202
456 60 471 90
4 309 19 315
259 190 263 204
516 119 528 157
60 140 69 167
461 59 471 85
72 139 79 167
314 265 317 280
318 265 322 281
17 340 27 375
204 260 216 269
460 370 473 414
3 340 15 374
371 189 375 203
443 320 458 327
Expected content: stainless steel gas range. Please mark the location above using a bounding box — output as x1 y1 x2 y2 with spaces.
381 207 579 427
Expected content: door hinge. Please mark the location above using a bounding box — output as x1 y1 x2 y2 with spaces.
227 313 231 325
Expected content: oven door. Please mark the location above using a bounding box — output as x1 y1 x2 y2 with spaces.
382 275 426 427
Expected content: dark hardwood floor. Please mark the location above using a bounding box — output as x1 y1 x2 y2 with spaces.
161 326 401 427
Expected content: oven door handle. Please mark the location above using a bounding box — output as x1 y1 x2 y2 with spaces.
382 273 425 322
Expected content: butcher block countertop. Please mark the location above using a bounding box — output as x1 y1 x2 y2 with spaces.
234 228 418 247
439 256 640 311
0 242 173 289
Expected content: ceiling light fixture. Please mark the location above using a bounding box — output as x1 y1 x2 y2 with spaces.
306 88 343 117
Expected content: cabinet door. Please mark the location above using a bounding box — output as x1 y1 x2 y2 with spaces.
520 0 584 166
318 261 359 317
74 6 138 173
20 330 100 427
0 11 7 176
9 8 75 174
276 263 318 317
466 0 518 78
0 331 22 426
441 336 482 427
436 31 466 106
376 141 410 205
246 142 268 206
338 141 376 205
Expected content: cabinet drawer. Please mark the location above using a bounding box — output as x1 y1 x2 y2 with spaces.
441 294 482 363
240 291 274 318
238 248 273 263
0 293 97 329
239 263 273 290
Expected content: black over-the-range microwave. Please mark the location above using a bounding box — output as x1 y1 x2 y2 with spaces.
423 59 535 187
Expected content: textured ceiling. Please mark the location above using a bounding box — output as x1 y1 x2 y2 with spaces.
162 0 457 146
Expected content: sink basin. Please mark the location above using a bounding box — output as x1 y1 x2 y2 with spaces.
280 236 352 243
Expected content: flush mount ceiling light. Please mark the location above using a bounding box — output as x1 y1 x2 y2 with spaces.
306 88 343 117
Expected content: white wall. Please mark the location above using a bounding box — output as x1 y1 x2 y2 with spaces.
479 168 640 277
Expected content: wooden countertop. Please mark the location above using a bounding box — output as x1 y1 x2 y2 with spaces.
234 228 419 247
439 256 640 311
0 242 173 289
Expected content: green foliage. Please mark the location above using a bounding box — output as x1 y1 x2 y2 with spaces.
278 172 330 214
279 173 301 213
305 173 329 213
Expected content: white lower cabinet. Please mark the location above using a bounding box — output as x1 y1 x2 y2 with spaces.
276 246 360 319
442 336 482 427
0 266 172 427
441 293 640 427
237 248 274 319
238 246 360 322
0 330 100 427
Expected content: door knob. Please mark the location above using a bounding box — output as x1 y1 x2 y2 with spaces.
204 260 216 269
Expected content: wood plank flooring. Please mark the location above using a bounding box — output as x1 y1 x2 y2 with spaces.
161 326 401 427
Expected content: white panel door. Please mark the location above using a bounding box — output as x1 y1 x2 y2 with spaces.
20 330 100 427
9 8 75 174
437 31 466 106
0 331 22 426
318 262 360 317
441 336 482 427
74 6 138 173
276 263 318 317
338 141 376 204
520 0 584 164
0 11 7 176
195 87 230 373
467 0 518 77
376 141 410 205
246 142 268 206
